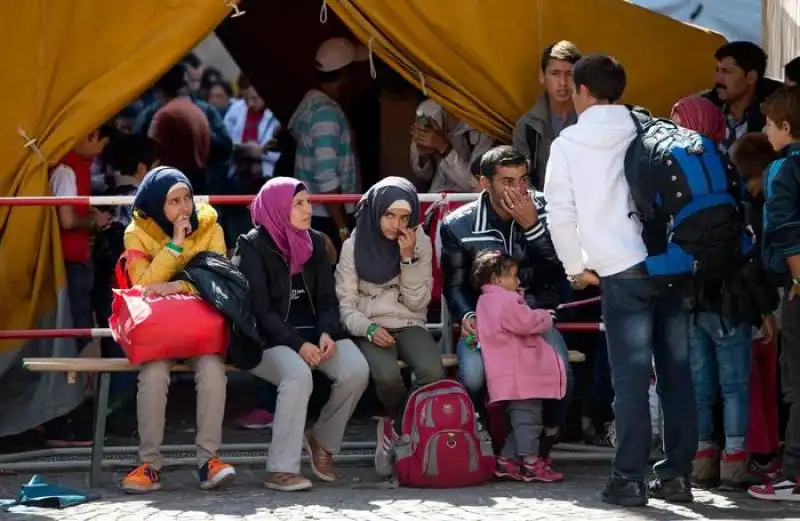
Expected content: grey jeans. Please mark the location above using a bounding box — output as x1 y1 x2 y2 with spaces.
249 340 370 474
357 326 445 419
500 399 544 458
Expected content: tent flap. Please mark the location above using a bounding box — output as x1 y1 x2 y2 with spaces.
329 0 727 139
0 0 230 353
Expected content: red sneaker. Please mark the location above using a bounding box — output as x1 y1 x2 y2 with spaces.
521 457 563 483
494 457 524 481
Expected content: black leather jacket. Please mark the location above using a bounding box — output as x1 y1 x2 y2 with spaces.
439 191 564 324
232 226 344 353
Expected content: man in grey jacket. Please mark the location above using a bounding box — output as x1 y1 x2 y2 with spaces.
513 41 582 189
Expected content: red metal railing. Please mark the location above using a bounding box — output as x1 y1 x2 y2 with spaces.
0 192 605 338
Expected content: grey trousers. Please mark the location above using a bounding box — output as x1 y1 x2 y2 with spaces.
500 399 544 458
357 326 445 418
249 340 370 473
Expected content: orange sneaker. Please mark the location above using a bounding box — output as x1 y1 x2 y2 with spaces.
198 457 236 490
121 463 161 494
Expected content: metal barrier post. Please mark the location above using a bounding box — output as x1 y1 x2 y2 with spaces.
90 373 111 487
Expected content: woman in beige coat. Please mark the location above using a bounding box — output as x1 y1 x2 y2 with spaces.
335 176 445 477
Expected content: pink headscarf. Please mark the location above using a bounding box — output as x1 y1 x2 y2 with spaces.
671 96 727 144
250 177 313 275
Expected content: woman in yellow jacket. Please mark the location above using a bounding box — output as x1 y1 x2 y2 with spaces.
119 166 235 493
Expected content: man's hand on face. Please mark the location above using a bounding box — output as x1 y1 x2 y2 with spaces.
500 188 537 229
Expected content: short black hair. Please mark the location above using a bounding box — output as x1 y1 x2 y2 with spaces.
540 40 582 72
786 56 800 85
480 145 528 178
200 66 223 91
209 80 233 98
155 64 186 97
106 134 160 175
715 41 768 79
182 52 201 69
572 54 627 103
471 251 517 290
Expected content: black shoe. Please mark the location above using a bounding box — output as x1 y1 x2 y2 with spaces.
649 476 694 503
601 477 648 507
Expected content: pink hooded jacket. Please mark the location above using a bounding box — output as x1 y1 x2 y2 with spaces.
476 285 567 403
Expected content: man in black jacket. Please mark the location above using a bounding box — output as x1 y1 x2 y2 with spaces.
439 145 570 456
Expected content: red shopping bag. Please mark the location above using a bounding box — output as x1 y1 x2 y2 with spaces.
108 250 228 364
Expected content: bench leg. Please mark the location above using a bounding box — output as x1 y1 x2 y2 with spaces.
89 372 110 488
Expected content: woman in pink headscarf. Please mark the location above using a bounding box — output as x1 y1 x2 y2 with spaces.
671 95 727 144
231 177 369 492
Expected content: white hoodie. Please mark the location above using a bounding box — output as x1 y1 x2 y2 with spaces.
543 105 647 277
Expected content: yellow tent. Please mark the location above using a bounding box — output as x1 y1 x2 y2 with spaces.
0 0 725 354
0 1 230 354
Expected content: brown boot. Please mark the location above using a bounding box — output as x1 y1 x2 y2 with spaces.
691 447 720 489
719 451 762 491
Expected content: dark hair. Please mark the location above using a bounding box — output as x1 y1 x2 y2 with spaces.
762 86 800 138
209 80 233 98
315 66 347 85
480 145 528 178
155 64 186 97
471 251 517 289
786 56 800 85
572 54 627 103
237 74 253 91
117 105 138 120
200 67 223 91
729 133 777 179
470 153 484 179
715 41 768 80
182 52 201 69
540 40 582 72
106 134 160 175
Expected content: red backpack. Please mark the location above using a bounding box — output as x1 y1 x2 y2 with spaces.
394 379 495 488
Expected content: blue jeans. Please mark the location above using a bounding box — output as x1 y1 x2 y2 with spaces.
457 326 574 428
688 312 751 453
600 264 697 481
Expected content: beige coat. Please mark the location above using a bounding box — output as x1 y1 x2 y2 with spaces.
335 227 433 337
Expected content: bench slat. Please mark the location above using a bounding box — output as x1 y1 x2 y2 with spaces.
23 350 585 374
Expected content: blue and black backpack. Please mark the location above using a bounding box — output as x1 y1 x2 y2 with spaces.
624 110 753 283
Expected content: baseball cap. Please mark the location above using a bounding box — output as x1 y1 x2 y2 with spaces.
315 37 369 73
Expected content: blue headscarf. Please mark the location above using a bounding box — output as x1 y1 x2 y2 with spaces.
132 166 199 238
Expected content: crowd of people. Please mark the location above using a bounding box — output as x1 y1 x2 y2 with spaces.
9 32 800 506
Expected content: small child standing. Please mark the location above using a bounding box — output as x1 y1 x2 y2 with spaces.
473 251 566 482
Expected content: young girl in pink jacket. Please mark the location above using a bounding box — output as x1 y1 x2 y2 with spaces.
473 251 567 483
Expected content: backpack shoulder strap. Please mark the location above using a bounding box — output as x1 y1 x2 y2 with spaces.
624 110 652 217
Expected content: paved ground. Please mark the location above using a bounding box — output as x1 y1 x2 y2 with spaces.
2 462 800 521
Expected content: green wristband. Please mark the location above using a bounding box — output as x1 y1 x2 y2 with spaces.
166 241 184 254
366 323 379 342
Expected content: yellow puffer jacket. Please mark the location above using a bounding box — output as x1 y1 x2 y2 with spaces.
123 202 226 292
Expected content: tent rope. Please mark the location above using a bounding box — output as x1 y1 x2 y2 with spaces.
320 0 328 23
418 71 428 96
16 127 48 167
367 37 376 79
225 0 246 18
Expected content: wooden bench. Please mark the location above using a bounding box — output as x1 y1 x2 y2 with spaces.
23 350 585 486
